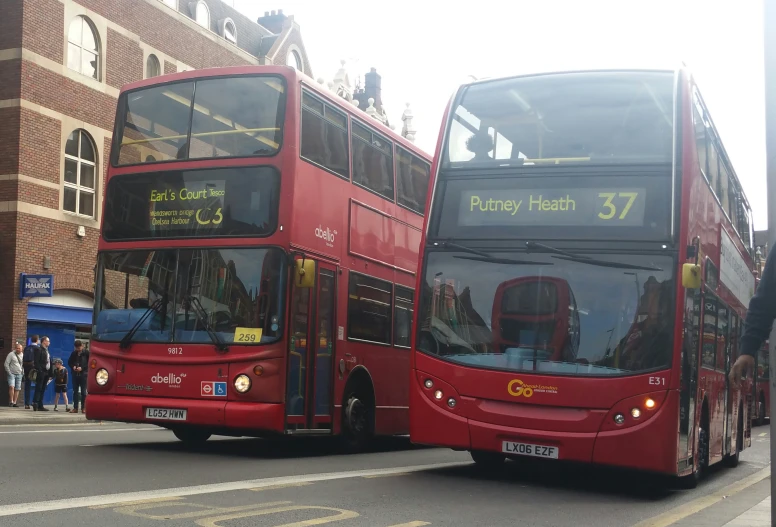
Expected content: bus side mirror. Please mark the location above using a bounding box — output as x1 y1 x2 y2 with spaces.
295 259 315 289
682 263 701 289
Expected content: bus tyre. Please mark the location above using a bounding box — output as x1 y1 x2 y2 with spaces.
173 428 211 446
342 395 373 452
678 424 708 489
470 450 505 469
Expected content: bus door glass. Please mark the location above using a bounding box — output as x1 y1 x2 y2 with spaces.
286 258 337 428
678 287 701 465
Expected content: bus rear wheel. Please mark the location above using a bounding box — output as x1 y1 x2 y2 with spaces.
470 450 505 469
342 395 373 452
173 428 211 446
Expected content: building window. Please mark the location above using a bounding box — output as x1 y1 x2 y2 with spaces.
223 18 237 43
287 50 302 71
352 121 394 200
146 54 161 78
160 0 176 7
195 1 210 29
67 16 99 80
347 273 392 345
300 91 349 179
394 287 414 348
64 130 97 218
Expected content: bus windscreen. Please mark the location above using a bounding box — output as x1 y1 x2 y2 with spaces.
114 75 286 165
102 166 280 240
445 71 674 167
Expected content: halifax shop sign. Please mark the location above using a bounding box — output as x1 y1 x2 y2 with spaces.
19 274 54 299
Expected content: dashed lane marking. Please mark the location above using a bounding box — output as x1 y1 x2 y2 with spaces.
0 427 164 435
249 483 313 492
0 461 469 517
363 472 411 478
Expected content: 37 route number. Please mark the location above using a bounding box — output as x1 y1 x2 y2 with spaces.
648 376 666 386
598 192 639 220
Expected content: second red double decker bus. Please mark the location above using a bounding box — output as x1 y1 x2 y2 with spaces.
87 65 431 448
411 68 755 485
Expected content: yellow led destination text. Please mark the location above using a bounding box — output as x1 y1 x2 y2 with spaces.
148 182 226 228
469 195 577 215
458 188 647 227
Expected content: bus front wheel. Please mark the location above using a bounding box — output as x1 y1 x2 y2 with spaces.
173 428 211 446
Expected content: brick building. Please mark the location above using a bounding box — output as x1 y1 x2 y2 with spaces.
0 0 311 405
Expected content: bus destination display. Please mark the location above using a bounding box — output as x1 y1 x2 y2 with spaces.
458 188 647 227
149 181 226 230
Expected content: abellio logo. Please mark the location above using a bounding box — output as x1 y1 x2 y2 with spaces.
315 225 337 248
152 372 186 387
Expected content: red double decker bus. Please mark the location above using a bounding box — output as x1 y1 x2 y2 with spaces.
410 68 755 485
87 66 431 448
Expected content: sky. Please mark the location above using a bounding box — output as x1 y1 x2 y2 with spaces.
233 0 766 227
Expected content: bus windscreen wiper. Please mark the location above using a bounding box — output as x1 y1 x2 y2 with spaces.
119 297 163 350
525 241 663 272
184 295 229 352
435 240 550 265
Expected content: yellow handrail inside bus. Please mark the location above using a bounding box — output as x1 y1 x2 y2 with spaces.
521 157 591 164
121 127 281 147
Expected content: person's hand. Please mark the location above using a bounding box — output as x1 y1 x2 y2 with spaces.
729 354 755 388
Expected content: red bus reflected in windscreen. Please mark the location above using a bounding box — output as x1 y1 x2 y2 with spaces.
491 277 580 365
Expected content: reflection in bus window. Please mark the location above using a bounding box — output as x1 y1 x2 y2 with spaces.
417 250 674 376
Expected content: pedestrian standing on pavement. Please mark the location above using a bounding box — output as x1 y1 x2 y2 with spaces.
32 336 52 411
52 359 69 412
731 243 776 386
4 342 24 407
22 335 39 409
68 340 88 414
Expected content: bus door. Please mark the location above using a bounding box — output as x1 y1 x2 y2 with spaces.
678 287 701 470
286 258 337 430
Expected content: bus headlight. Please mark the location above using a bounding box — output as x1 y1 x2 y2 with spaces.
95 369 109 386
234 374 251 393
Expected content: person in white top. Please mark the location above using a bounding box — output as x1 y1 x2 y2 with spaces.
4 342 24 407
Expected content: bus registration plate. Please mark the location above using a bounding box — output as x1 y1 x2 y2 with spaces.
145 408 187 421
502 441 558 459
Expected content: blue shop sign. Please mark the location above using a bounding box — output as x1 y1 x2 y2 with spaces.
20 273 54 299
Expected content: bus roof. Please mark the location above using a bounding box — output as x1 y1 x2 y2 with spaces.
459 68 678 89
118 65 429 159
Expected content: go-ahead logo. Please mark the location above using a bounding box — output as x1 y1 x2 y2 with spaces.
152 372 186 387
507 379 533 398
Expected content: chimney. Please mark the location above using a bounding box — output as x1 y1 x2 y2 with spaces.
258 9 287 34
365 68 382 113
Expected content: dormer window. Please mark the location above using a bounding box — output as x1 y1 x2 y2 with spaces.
222 18 236 43
195 1 210 29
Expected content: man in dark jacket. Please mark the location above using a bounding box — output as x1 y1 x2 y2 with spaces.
32 336 52 411
22 335 39 409
68 340 89 414
731 244 776 386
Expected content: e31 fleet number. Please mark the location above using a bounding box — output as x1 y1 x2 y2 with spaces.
648 376 666 386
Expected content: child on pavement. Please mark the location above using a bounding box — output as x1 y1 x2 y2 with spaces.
52 358 69 412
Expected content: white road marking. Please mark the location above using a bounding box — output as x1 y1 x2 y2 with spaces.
0 427 164 435
0 462 469 517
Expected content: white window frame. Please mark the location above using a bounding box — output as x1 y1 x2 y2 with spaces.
146 54 161 79
223 18 237 43
160 0 176 8
67 16 100 80
63 130 97 219
195 1 210 29
287 50 302 71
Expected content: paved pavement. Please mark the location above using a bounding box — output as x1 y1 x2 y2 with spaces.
0 420 770 526
0 405 88 425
